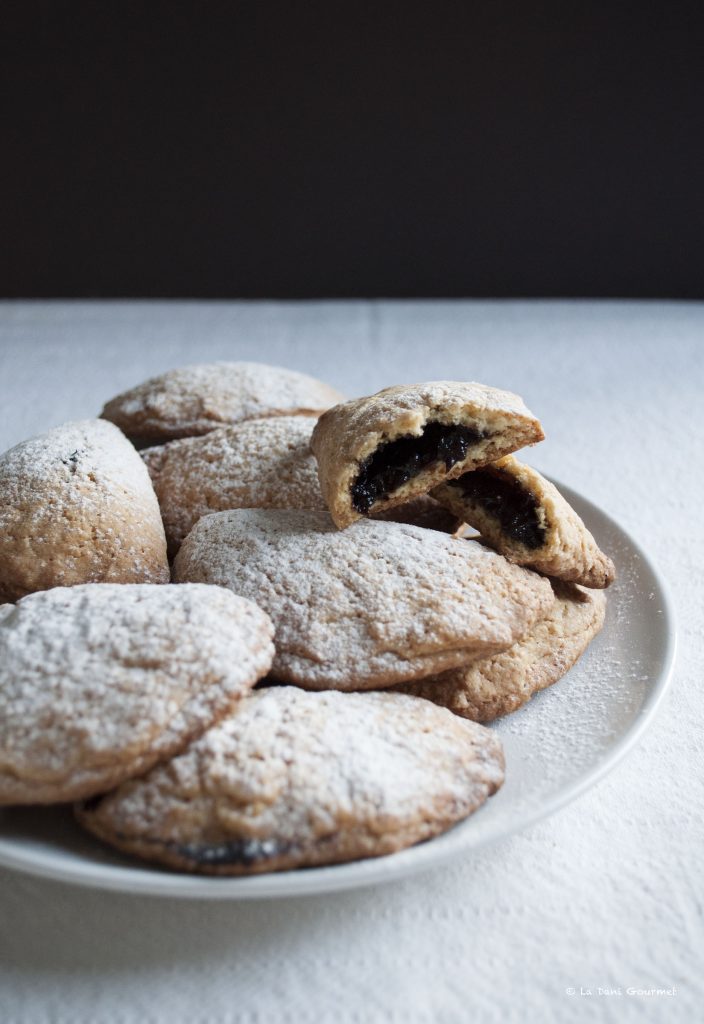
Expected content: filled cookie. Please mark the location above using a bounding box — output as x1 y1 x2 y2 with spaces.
0 419 169 602
310 381 544 528
101 361 344 447
0 584 274 805
76 687 505 874
433 455 615 588
173 508 554 690
397 581 606 721
142 416 326 556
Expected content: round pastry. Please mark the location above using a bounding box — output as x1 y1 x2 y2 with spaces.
142 416 326 556
310 381 544 528
0 584 274 805
76 687 505 874
397 581 606 721
172 508 555 690
100 361 344 446
0 419 169 602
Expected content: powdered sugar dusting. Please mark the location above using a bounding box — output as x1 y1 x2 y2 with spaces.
143 415 325 553
0 419 169 599
492 529 657 798
101 362 345 443
398 582 606 721
78 688 505 872
173 508 554 689
0 583 274 803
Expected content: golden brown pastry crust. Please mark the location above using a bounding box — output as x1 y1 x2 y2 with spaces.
101 362 343 446
172 508 555 691
76 688 504 874
0 584 274 805
433 455 615 588
311 381 544 528
0 419 168 602
142 416 325 557
397 581 606 721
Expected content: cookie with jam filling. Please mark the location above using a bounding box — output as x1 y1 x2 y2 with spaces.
75 687 504 874
432 455 615 588
0 419 169 602
310 381 544 529
172 508 554 691
396 580 606 722
101 361 344 447
142 415 327 557
0 583 274 805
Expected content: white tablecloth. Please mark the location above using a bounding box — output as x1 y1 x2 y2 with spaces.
0 301 700 1023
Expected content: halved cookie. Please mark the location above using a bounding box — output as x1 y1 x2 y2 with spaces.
310 381 544 528
0 419 169 602
433 455 615 588
75 687 505 874
173 508 554 690
101 361 344 447
397 581 606 721
0 584 274 805
142 416 326 557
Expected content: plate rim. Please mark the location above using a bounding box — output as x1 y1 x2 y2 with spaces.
0 479 677 899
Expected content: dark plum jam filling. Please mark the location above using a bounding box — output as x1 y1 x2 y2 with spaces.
452 470 545 549
173 837 287 867
351 422 484 513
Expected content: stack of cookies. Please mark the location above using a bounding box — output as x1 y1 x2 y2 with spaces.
0 363 613 875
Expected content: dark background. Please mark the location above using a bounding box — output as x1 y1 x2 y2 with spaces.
2 1 704 299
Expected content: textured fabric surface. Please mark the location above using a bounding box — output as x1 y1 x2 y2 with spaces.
0 300 700 1023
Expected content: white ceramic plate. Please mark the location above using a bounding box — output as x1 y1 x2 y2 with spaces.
0 482 676 899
